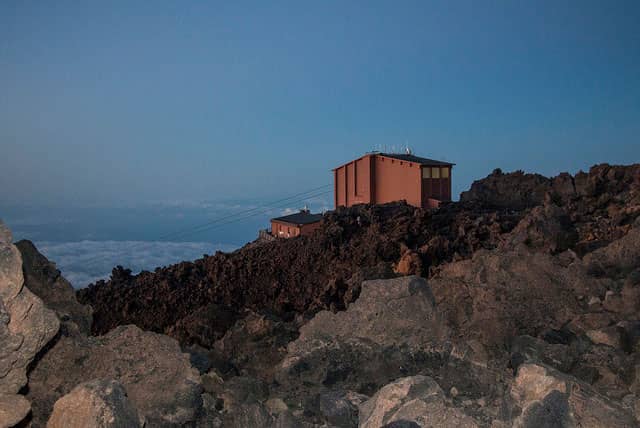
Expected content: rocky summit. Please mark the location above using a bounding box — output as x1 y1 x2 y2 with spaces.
1 163 639 427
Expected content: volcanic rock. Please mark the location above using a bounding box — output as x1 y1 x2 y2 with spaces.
460 168 551 210
77 200 522 345
211 310 299 380
275 276 510 426
511 363 637 427
0 221 59 427
318 390 368 428
500 201 577 253
16 240 92 336
0 394 31 428
429 247 600 348
358 375 479 428
26 325 203 427
47 379 140 428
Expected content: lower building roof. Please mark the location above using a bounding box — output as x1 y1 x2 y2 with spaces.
271 211 323 226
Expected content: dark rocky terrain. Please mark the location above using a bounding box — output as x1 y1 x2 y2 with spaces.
1 162 639 427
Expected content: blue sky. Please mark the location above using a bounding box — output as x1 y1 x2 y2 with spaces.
1 1 639 285
2 0 639 208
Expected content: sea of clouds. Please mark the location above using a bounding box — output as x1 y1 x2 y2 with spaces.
37 240 238 288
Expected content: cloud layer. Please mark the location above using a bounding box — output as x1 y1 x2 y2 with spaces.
37 240 238 288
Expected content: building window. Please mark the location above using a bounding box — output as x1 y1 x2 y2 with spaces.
422 168 431 179
432 167 440 178
441 167 449 178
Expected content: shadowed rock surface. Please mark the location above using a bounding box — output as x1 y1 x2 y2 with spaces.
26 325 203 427
47 379 140 428
15 240 92 336
511 363 637 427
358 376 479 428
0 220 59 427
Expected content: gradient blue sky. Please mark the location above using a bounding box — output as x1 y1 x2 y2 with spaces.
2 0 639 209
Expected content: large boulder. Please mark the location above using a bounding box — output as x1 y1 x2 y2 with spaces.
211 310 299 380
277 276 449 394
47 379 140 428
511 363 637 427
0 394 31 428
429 247 602 348
583 224 640 279
276 277 508 425
286 276 443 350
0 221 59 427
26 325 203 427
500 202 577 254
358 376 479 428
15 240 92 336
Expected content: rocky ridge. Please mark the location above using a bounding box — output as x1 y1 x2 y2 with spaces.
0 162 638 427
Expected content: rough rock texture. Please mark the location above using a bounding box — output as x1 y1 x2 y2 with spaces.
0 394 31 428
460 168 552 210
47 379 140 428
0 223 11 245
79 164 640 350
26 325 203 427
499 201 578 253
3 164 639 426
211 309 299 380
276 276 447 394
16 240 92 336
275 277 511 426
511 363 637 427
78 201 522 346
358 376 479 428
0 221 59 428
196 372 311 428
429 247 601 349
288 276 444 349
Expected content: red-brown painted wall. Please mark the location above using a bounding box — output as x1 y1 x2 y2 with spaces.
334 154 452 209
271 220 321 238
334 155 374 207
373 155 422 207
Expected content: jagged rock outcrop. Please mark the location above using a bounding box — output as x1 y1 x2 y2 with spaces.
499 201 578 253
511 363 637 427
26 325 203 427
47 379 140 428
78 164 640 351
0 394 31 428
460 168 551 210
15 240 92 336
276 276 448 393
3 163 639 426
77 201 523 346
358 376 479 428
429 247 602 349
0 221 59 427
211 310 299 380
275 276 511 426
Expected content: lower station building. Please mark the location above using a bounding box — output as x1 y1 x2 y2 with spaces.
270 209 323 238
333 152 454 209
